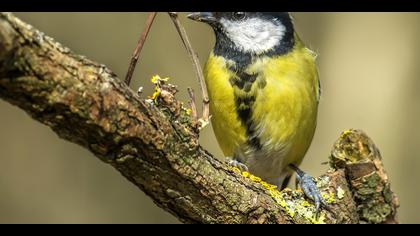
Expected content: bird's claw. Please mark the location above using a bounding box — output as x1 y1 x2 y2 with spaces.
296 174 329 219
226 157 249 172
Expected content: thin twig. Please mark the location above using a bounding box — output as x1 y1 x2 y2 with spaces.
124 12 158 86
187 87 198 122
168 12 210 128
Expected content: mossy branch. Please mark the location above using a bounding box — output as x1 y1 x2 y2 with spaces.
0 12 399 224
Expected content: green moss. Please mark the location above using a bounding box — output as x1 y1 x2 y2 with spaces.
356 173 381 197
383 184 394 203
362 204 391 224
354 172 394 223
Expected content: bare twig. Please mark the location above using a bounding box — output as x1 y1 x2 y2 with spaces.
124 12 158 86
168 12 210 128
187 87 198 122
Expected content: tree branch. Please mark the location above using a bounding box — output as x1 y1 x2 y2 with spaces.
168 12 210 128
0 13 399 224
124 12 157 86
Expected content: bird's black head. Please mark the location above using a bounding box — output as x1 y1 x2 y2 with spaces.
188 12 295 60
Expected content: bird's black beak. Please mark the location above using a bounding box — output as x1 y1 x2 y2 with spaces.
187 12 216 24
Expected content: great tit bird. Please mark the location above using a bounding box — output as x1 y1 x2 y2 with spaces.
187 12 326 213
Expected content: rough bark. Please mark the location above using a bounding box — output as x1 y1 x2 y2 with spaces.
0 12 399 224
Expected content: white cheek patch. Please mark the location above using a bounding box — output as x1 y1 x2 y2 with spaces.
220 17 285 54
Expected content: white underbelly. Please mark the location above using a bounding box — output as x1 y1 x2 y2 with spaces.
235 143 293 187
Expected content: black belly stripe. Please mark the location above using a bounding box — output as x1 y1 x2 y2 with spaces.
235 95 262 150
230 72 257 92
230 71 264 150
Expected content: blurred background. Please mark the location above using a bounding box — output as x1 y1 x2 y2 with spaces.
0 12 419 223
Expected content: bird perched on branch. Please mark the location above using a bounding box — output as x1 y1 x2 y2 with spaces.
187 12 326 214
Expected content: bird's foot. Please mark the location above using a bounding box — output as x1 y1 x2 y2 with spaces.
290 164 329 219
226 157 249 172
296 174 329 219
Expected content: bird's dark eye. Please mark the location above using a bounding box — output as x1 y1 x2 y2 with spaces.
232 12 246 20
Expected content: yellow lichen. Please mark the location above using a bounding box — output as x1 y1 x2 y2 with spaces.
249 174 262 183
151 75 170 84
322 191 336 204
301 200 311 207
228 166 327 224
149 75 171 101
151 89 161 100
340 129 352 139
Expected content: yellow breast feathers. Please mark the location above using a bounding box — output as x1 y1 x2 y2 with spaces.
204 42 320 165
